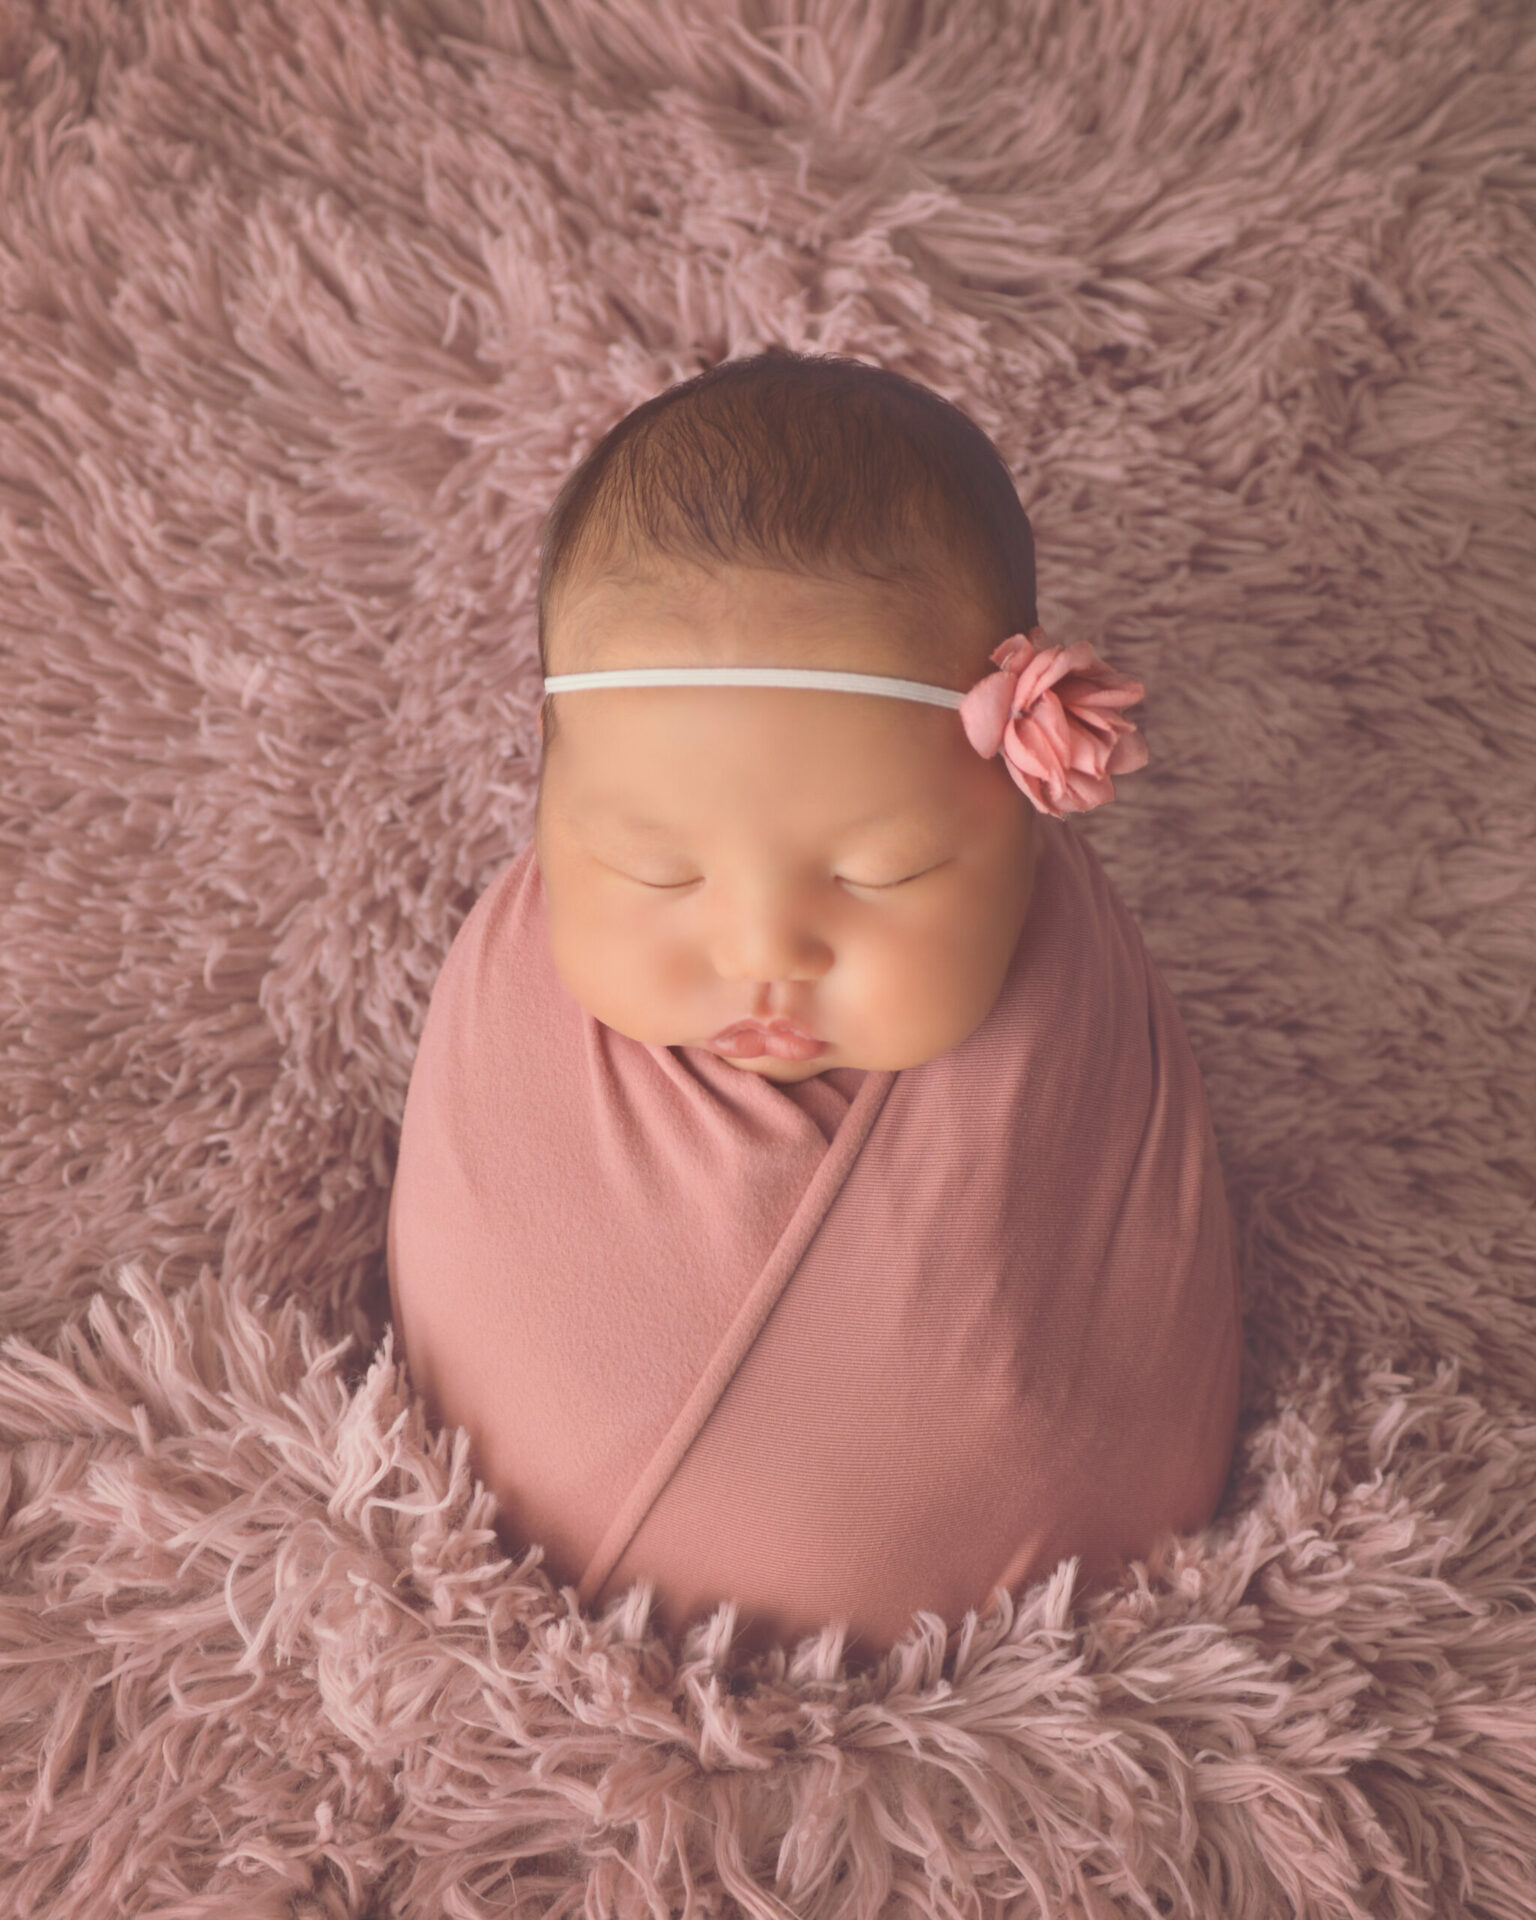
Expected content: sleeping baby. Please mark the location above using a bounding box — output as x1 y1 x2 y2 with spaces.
386 348 1243 1669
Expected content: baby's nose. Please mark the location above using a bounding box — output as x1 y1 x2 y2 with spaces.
708 900 833 985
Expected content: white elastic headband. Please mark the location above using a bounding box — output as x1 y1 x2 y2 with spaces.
539 667 964 709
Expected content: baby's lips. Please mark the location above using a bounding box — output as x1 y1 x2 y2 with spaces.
710 1022 828 1061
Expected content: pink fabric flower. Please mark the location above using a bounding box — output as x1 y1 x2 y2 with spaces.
958 627 1149 818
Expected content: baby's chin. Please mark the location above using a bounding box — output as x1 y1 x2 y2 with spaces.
674 1043 837 1085
729 1054 837 1084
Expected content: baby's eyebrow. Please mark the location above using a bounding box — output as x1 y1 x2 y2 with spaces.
593 801 950 835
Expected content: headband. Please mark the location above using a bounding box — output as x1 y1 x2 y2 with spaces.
540 627 1150 820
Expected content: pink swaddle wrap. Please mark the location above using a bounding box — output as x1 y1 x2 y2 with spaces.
387 816 1242 1662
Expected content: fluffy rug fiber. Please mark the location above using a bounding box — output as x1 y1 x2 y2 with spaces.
3 0 1535 1913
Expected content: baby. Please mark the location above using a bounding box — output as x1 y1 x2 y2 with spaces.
387 349 1242 1669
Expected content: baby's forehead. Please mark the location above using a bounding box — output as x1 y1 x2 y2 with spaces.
552 730 977 845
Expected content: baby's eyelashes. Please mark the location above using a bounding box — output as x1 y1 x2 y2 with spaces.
619 861 949 892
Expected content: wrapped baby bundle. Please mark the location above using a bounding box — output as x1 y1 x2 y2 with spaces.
387 695 1243 1661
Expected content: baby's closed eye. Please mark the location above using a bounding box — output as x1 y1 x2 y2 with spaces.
618 859 951 893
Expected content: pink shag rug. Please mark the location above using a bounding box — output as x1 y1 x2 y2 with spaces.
3 0 1535 1914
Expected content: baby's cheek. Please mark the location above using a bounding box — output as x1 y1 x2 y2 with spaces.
893 898 1017 1039
841 932 953 1039
547 891 636 1007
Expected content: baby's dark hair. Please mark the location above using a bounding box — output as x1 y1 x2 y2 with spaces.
535 347 1037 752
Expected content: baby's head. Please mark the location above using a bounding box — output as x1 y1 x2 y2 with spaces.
532 349 1042 1084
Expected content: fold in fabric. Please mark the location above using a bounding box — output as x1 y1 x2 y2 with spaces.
387 819 1242 1663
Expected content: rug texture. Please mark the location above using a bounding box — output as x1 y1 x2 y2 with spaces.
3 0 1535 1914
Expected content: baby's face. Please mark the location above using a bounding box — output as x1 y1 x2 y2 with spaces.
534 566 1040 1083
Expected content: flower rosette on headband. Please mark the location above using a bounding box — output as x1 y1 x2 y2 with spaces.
958 627 1149 819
